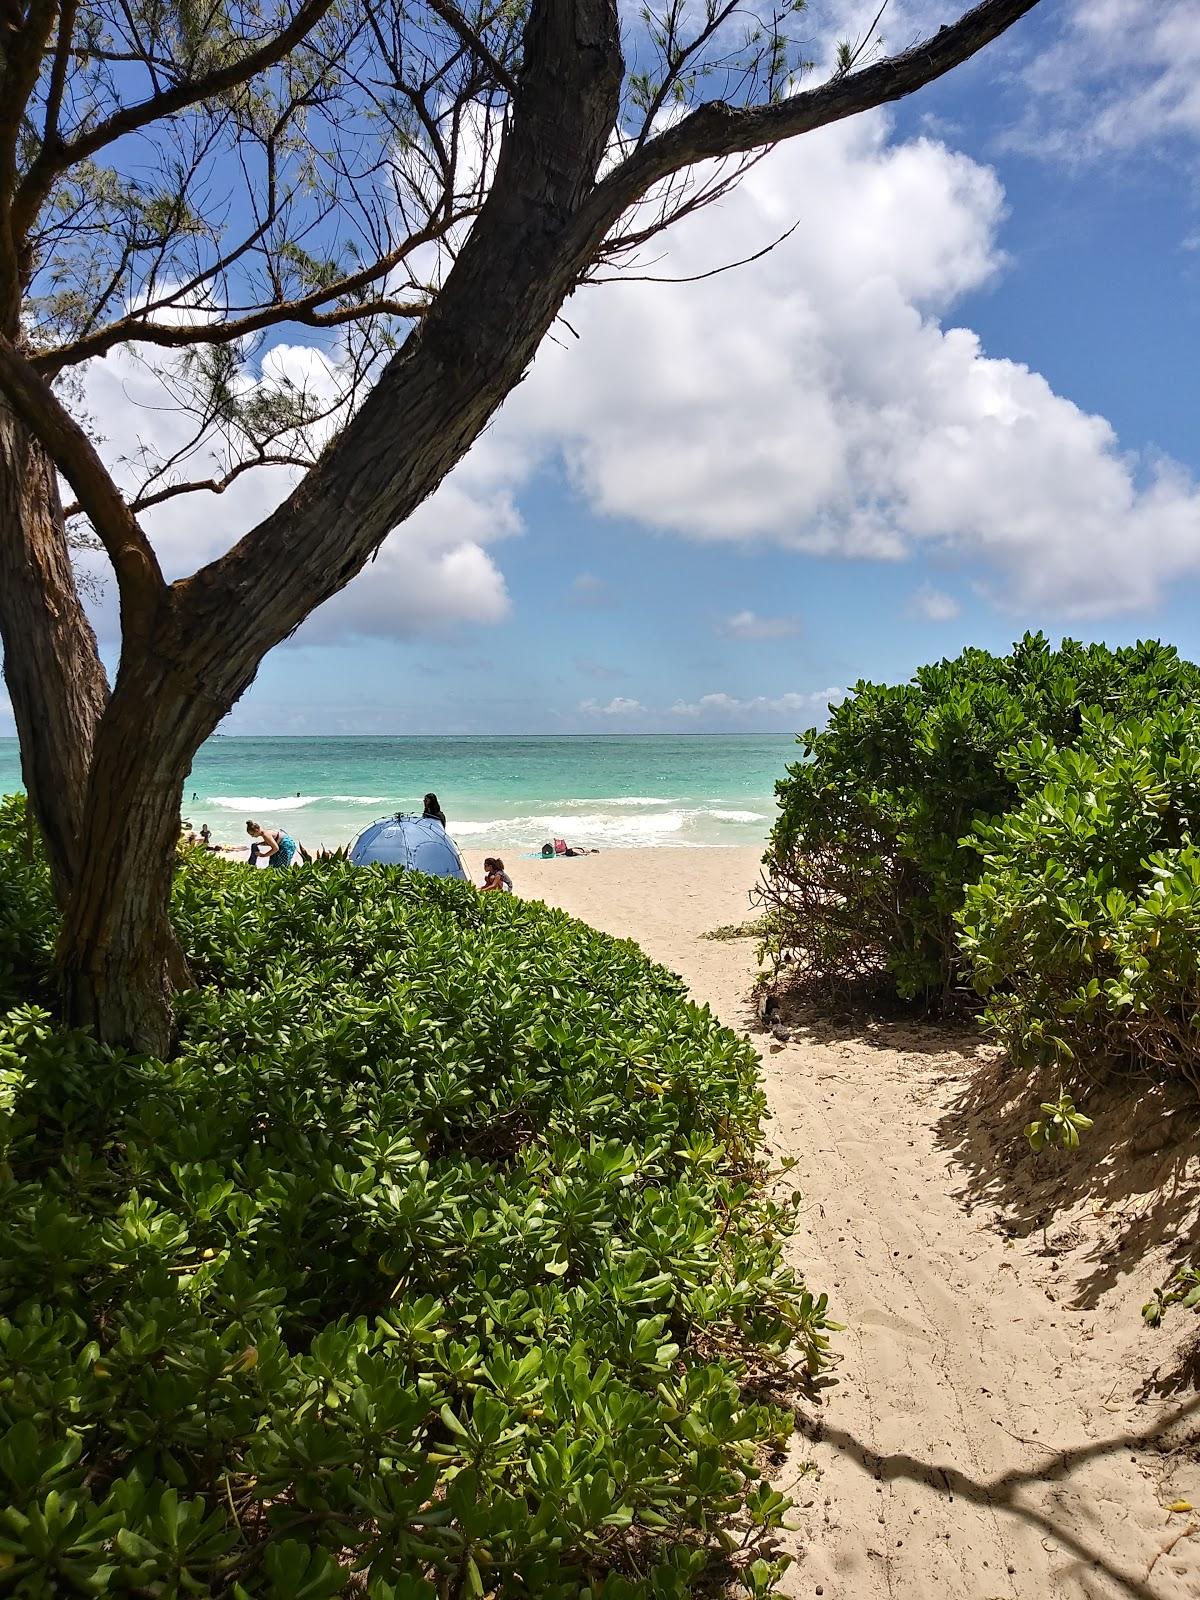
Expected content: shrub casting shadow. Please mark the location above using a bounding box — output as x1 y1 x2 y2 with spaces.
934 1050 1200 1312
761 986 992 1064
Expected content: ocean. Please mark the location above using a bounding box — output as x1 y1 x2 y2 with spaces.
0 734 796 851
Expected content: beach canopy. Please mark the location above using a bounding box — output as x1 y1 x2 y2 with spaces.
347 814 468 881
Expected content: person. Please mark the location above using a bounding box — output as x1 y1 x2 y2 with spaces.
423 792 446 827
199 824 212 847
246 818 298 868
540 839 598 858
481 857 513 893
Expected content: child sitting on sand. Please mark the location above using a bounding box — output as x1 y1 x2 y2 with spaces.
481 857 513 893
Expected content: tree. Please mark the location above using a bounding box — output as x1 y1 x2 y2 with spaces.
0 0 1041 1052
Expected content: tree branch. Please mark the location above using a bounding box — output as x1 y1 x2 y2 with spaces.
41 0 79 154
39 220 451 373
65 448 317 519
11 0 341 244
634 0 742 152
0 0 59 326
587 0 1041 227
424 0 519 97
41 291 432 372
0 336 165 639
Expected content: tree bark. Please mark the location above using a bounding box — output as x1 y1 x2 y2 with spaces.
0 396 108 897
57 644 204 1055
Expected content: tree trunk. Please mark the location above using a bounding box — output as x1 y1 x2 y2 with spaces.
0 397 109 897
6 0 631 1054
57 649 205 1055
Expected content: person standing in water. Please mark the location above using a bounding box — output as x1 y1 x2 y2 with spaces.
246 819 298 867
423 792 446 827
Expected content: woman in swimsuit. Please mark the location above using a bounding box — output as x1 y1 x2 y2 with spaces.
246 819 298 867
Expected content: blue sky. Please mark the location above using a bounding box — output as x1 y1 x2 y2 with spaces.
10 0 1200 736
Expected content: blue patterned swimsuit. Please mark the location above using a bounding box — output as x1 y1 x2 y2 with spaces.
267 832 297 868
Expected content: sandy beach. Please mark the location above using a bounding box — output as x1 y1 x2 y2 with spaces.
462 845 1200 1600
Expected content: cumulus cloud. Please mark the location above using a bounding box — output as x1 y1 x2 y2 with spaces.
909 584 961 621
718 610 802 640
69 61 1200 637
75 339 519 643
579 696 645 715
500 109 1200 616
670 687 844 721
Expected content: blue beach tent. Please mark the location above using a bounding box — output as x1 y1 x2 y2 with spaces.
347 814 469 881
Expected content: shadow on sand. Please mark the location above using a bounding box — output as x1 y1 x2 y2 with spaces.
933 1050 1200 1314
795 1395 1200 1600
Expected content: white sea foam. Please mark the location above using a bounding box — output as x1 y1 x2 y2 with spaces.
211 794 386 811
560 796 674 808
709 809 765 823
446 809 710 848
211 795 312 811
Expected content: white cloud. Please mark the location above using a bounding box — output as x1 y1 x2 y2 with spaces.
1017 1 1200 162
670 687 844 721
499 109 1200 616
718 610 802 640
579 695 644 715
69 68 1200 637
74 338 519 642
909 584 961 621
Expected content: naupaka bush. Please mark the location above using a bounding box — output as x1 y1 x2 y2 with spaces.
0 802 827 1597
959 707 1200 1091
761 635 1200 1008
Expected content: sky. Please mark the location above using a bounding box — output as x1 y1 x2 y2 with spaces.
9 0 1200 737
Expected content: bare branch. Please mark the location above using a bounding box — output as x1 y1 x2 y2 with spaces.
589 213 801 283
424 0 519 97
66 448 316 520
41 283 433 373
586 0 1041 229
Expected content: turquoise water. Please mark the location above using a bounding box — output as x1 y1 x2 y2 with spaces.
0 735 795 850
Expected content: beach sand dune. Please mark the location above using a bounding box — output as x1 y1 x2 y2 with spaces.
465 845 1200 1600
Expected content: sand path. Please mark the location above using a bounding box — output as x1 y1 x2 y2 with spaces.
469 847 1200 1600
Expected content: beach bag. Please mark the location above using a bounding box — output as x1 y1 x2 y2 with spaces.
553 838 567 855
541 842 555 857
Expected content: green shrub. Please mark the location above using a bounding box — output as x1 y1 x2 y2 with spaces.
0 796 56 1010
959 707 1200 1090
0 828 827 1597
761 635 1200 1007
